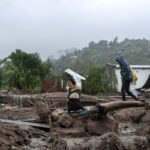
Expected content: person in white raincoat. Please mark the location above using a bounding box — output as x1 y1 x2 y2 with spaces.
65 69 87 114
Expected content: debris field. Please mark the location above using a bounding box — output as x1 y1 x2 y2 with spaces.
0 92 150 150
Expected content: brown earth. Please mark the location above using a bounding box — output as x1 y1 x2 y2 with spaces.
0 92 150 149
0 122 31 150
0 107 38 120
111 107 146 123
0 121 68 150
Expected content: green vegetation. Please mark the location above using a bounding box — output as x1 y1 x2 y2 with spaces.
0 38 150 95
82 67 113 95
54 38 150 75
52 38 150 95
0 49 53 93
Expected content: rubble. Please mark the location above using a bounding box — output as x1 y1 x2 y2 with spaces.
120 136 147 150
112 107 146 123
136 122 150 136
51 108 65 120
0 92 149 149
0 107 38 120
0 122 30 150
65 132 127 150
35 101 50 123
57 114 73 128
86 116 118 135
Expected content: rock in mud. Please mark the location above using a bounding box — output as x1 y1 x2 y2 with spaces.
0 123 30 150
49 138 68 150
86 116 118 136
66 132 127 150
121 136 147 150
136 122 150 136
140 109 150 123
57 114 73 128
35 101 50 123
112 107 146 123
51 108 65 120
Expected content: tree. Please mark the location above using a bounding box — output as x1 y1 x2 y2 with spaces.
82 67 112 95
97 40 108 50
42 57 53 80
88 41 95 48
1 49 53 92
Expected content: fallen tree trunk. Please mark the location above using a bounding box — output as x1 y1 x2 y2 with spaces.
35 100 146 136
51 101 145 121
85 101 145 115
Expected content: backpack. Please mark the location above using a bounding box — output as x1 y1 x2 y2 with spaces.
130 67 138 81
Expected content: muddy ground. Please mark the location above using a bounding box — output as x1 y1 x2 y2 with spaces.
0 92 150 150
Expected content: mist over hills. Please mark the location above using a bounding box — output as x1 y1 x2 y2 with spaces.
53 38 150 74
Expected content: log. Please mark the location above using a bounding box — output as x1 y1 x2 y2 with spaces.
85 101 145 115
108 95 142 99
0 119 50 129
55 101 145 119
50 101 145 119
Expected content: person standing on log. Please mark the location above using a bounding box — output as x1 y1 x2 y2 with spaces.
65 69 87 114
115 55 138 101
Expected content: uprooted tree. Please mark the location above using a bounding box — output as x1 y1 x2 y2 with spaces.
35 100 146 136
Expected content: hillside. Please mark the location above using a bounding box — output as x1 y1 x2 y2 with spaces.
53 38 150 75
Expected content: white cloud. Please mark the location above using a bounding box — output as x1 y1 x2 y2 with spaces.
0 0 150 60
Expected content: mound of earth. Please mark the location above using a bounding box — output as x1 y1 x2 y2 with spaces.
110 107 149 123
0 107 38 120
0 122 30 150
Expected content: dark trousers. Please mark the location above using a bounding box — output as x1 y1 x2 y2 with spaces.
121 80 137 101
68 98 85 113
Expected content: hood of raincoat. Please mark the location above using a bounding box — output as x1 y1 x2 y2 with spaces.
115 55 132 82
115 55 126 65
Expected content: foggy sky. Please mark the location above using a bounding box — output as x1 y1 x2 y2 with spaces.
0 0 150 60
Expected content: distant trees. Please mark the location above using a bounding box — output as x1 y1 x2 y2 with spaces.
1 37 150 95
97 40 108 50
88 41 95 48
0 49 53 92
54 38 150 76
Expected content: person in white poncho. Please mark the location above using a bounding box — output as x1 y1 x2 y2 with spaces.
65 69 87 114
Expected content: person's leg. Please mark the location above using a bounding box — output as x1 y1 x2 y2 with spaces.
121 81 126 101
70 98 87 114
125 81 138 100
67 102 71 113
73 99 85 111
68 100 73 113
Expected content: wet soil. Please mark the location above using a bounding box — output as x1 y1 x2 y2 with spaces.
0 92 149 150
0 107 38 120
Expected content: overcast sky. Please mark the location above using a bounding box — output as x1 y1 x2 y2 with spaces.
0 0 150 60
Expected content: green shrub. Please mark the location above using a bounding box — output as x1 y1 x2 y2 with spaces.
82 67 113 95
31 87 42 94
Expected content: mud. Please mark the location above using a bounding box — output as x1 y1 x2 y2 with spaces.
0 92 150 149
111 107 146 123
0 122 30 150
0 107 38 120
0 92 98 107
